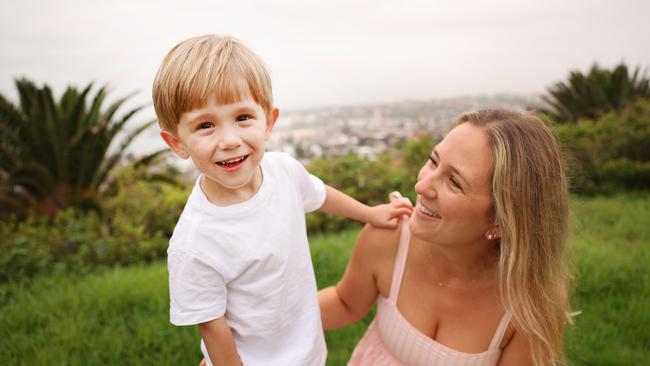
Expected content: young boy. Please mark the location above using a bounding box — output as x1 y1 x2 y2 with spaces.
152 35 412 366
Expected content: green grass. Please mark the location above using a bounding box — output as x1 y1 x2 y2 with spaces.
311 227 377 365
564 194 650 365
0 265 199 365
1 194 649 365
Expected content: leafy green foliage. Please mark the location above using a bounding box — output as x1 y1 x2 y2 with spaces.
307 153 405 232
0 208 162 283
541 63 650 123
0 167 189 283
306 136 435 233
0 78 166 218
553 99 650 194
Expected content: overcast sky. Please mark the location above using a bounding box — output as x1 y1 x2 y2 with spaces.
1 0 648 152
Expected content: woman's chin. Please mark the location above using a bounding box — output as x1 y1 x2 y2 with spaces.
408 216 435 241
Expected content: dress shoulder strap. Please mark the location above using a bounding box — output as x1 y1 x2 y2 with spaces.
388 217 411 303
488 311 513 350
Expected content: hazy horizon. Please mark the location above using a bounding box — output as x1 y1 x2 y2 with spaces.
2 0 649 153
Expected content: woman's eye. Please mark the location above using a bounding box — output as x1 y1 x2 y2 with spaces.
198 122 213 129
450 177 462 190
428 156 438 167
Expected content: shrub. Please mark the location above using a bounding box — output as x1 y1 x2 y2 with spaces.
552 98 650 194
103 166 189 239
307 153 411 233
0 168 190 283
305 136 435 234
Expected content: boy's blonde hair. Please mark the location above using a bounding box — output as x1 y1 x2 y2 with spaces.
456 109 573 366
152 34 273 132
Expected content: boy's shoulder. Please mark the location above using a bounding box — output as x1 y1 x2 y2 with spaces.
262 151 296 165
262 151 304 176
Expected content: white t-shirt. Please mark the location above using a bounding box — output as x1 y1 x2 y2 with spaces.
168 152 327 366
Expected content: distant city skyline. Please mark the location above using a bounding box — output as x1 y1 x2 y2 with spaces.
1 0 648 154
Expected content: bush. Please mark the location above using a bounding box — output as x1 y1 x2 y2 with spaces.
103 166 189 240
306 136 435 234
0 210 103 282
552 98 650 194
600 159 650 191
0 168 190 283
307 154 400 233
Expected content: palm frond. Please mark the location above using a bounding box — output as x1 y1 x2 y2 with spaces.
0 78 158 218
542 62 650 123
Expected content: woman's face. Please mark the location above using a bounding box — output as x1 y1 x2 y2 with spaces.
409 122 495 246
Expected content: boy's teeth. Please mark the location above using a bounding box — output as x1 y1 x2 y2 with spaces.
218 156 246 166
225 157 243 163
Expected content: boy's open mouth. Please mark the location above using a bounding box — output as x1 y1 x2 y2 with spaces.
216 155 249 168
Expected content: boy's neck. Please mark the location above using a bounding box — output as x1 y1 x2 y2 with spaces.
200 166 264 206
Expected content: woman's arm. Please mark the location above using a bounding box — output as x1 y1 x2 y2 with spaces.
319 224 399 329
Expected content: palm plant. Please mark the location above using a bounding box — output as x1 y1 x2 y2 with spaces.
541 63 650 123
0 78 167 218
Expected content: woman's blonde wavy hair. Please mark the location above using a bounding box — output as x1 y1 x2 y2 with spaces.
457 109 573 366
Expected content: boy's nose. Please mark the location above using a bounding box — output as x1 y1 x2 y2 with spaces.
218 128 242 150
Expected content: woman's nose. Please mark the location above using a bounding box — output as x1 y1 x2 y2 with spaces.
414 169 437 197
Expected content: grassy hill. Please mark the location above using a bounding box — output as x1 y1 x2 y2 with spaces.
1 194 648 365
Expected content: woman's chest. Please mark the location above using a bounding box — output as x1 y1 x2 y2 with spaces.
394 276 506 353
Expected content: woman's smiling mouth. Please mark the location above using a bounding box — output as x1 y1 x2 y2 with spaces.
417 201 441 219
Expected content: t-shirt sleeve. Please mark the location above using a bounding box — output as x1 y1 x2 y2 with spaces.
286 155 326 213
168 250 227 326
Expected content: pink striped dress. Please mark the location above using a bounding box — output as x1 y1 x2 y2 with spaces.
348 221 512 366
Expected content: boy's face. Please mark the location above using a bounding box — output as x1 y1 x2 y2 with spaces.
161 92 278 201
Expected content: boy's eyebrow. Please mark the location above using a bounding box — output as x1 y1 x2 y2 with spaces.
182 103 260 124
432 149 469 184
183 111 214 124
231 104 259 114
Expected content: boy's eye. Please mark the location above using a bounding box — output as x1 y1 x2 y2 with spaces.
236 115 252 122
198 122 214 129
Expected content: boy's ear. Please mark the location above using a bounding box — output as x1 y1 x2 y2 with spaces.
160 130 190 159
265 108 279 140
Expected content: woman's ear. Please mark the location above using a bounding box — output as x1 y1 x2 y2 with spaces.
160 130 190 159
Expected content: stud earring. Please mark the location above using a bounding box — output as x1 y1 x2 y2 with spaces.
487 234 493 240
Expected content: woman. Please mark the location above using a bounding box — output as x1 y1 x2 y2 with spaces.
319 109 572 366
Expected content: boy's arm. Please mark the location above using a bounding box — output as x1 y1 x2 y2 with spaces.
198 317 242 366
319 186 412 228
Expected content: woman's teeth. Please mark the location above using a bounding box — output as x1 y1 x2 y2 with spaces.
417 202 441 218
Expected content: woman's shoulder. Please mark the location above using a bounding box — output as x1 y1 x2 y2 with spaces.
356 221 402 255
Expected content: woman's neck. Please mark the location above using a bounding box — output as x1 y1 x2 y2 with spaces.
410 235 500 289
